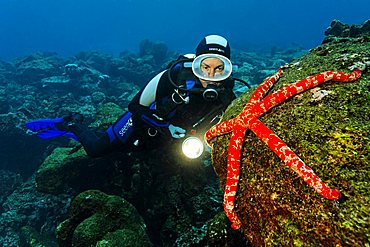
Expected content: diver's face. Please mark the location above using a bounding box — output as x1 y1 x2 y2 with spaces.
199 57 224 88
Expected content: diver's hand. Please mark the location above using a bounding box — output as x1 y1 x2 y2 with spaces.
168 124 186 138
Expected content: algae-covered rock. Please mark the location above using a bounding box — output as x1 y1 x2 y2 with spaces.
14 52 64 83
323 19 370 43
56 190 152 247
35 102 128 194
35 147 90 194
211 34 370 245
89 102 126 129
95 229 151 247
35 145 134 195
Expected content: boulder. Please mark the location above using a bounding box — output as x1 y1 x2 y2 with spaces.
210 34 369 245
14 52 64 84
323 19 370 43
35 147 91 194
56 190 152 247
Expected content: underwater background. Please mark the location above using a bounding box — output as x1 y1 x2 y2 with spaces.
0 0 369 246
0 0 369 60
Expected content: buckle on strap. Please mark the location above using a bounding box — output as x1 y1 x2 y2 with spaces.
172 89 189 104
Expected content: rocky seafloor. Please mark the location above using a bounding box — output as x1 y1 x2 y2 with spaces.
0 20 368 246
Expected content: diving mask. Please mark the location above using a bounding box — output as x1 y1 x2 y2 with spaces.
192 54 232 82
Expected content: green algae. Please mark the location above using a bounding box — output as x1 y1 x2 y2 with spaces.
35 147 88 193
35 102 129 194
56 190 152 247
211 35 370 246
96 229 152 247
89 102 125 129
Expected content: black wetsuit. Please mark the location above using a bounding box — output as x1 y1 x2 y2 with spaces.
68 64 236 158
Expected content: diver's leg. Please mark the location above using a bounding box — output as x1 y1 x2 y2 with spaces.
68 123 118 158
67 112 134 158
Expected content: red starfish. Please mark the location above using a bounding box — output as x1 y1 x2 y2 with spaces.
205 65 364 230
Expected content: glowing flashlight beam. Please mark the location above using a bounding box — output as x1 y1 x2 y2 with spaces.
182 137 204 159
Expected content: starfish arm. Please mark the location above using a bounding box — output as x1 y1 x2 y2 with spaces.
247 67 284 105
248 116 342 200
237 67 285 122
250 70 362 117
205 66 286 144
205 118 237 145
223 124 246 230
333 69 362 81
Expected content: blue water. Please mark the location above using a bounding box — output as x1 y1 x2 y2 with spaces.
0 0 369 60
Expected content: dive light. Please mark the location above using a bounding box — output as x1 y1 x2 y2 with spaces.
181 136 204 159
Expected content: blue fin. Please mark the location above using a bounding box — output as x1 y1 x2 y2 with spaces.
35 129 78 140
25 118 78 141
25 117 64 132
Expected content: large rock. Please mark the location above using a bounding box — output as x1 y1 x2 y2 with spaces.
14 52 64 84
34 102 129 194
210 34 369 245
323 19 370 44
34 145 137 195
56 190 152 247
35 147 91 194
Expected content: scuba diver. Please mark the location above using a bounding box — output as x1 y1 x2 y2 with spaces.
26 35 237 158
